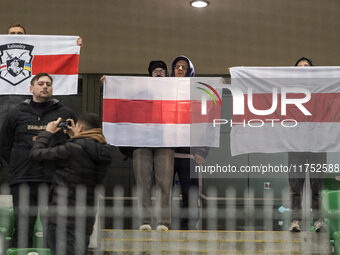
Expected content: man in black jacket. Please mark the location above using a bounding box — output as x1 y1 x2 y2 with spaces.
0 73 76 247
30 113 112 255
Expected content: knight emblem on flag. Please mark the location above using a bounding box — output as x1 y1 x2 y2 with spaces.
0 43 34 85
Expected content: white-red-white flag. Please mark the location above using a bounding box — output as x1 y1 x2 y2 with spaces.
0 35 80 95
103 76 223 147
229 67 340 156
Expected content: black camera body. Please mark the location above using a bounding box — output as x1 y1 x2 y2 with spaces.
58 120 71 129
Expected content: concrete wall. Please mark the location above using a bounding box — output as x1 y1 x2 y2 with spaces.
1 0 340 75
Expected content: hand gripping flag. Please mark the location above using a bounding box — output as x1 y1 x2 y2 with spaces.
229 67 340 156
0 35 80 95
103 76 223 147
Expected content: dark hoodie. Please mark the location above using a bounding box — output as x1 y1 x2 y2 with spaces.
170 55 208 158
171 55 195 77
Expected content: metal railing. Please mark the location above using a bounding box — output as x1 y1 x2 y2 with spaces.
0 183 333 254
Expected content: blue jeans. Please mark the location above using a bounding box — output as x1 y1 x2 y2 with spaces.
48 223 90 255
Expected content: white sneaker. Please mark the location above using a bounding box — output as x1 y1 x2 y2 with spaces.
139 224 152 231
156 225 169 231
289 220 301 232
314 219 324 232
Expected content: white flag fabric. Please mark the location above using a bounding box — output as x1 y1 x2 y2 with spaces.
229 66 340 156
103 76 223 147
0 35 80 95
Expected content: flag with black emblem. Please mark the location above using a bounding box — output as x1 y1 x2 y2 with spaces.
0 35 80 95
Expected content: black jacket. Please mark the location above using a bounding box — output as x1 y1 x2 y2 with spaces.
29 130 112 233
0 99 76 185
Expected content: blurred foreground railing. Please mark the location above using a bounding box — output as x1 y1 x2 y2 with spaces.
0 183 336 255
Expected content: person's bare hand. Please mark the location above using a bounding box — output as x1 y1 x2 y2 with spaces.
77 37 83 47
194 153 206 165
66 118 76 137
46 118 62 134
100 75 106 84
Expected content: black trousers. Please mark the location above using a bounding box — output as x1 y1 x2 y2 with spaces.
174 158 199 230
10 182 49 248
288 152 326 222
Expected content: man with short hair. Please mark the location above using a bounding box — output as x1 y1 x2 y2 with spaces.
0 24 29 124
7 23 83 45
30 113 112 255
8 24 26 34
0 73 76 247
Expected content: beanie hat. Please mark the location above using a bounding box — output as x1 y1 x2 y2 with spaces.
148 60 168 76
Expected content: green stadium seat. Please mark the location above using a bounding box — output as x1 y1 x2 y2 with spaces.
0 207 14 255
334 231 340 255
6 248 51 255
322 189 340 242
0 207 14 239
322 189 340 212
324 174 340 190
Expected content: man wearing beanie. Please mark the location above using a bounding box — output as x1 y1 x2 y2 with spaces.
148 60 168 77
132 60 174 231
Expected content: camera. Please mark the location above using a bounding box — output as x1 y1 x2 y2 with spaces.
58 120 71 129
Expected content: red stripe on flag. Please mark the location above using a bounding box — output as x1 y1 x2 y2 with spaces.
232 93 340 123
102 99 221 124
32 54 79 75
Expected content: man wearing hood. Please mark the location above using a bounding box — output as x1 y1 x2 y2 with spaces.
171 55 195 78
171 56 208 229
30 113 112 255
